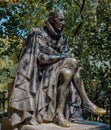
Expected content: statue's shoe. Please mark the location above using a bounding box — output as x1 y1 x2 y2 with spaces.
54 112 71 127
13 126 19 130
83 103 106 115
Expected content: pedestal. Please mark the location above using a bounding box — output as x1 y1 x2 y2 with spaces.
21 122 109 130
1 117 109 130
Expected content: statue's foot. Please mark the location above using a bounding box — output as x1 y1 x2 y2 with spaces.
54 112 71 127
83 102 106 115
13 126 19 130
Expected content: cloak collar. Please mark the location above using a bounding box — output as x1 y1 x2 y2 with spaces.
45 20 62 39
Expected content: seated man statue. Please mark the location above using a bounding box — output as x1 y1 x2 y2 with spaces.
9 9 106 129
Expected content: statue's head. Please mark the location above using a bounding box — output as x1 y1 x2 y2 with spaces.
48 9 65 32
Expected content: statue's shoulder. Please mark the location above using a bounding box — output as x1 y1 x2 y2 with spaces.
28 27 42 36
28 27 47 39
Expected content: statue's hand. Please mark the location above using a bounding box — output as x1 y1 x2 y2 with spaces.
60 54 70 59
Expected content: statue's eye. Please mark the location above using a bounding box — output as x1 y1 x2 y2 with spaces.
59 18 64 21
59 18 65 22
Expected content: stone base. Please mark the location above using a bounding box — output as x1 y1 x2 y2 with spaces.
21 122 109 130
1 117 109 130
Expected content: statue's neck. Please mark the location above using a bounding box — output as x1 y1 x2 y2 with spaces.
45 20 62 39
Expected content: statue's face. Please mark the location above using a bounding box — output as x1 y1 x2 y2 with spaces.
53 12 65 31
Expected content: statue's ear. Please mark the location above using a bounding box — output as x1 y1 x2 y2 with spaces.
49 11 55 23
49 15 54 23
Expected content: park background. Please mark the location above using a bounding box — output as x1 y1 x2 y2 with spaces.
0 0 111 126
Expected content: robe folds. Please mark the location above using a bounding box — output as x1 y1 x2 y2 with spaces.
9 27 82 126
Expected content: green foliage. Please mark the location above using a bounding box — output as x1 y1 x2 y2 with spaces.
0 36 22 90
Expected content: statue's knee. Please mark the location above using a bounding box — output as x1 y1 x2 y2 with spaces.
64 58 78 69
68 58 78 66
61 68 72 81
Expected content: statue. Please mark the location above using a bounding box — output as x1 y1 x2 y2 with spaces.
9 9 106 130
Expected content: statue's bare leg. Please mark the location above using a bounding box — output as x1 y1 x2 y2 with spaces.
54 68 72 127
72 60 106 116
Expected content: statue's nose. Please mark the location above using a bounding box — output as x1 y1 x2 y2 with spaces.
63 20 65 25
61 20 65 25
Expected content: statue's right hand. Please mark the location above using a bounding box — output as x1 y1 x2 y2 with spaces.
60 54 69 59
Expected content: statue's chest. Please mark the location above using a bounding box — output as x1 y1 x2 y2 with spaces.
47 37 64 52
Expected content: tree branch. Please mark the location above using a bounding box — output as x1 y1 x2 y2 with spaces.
72 22 83 43
72 0 86 43
74 0 81 8
80 0 85 18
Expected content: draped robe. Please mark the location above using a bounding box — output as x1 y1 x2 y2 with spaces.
9 22 82 126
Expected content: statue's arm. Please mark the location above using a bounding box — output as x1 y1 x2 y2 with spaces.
37 48 68 65
36 32 69 65
59 36 71 57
